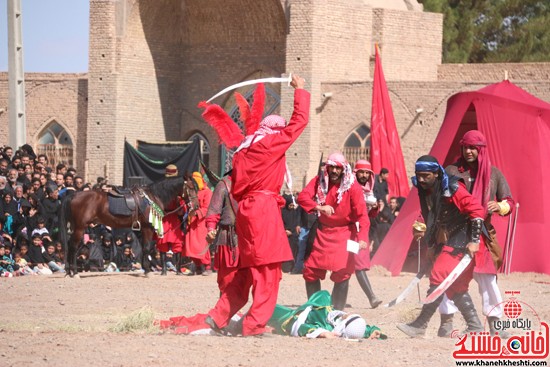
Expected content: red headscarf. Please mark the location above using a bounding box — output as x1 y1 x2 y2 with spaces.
459 130 491 212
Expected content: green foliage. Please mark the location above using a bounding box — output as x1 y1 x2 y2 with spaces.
419 0 550 63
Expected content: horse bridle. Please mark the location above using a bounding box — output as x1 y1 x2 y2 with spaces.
182 178 199 212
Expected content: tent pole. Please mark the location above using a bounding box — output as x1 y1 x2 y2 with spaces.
507 203 520 275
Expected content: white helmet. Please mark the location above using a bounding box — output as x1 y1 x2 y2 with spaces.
332 313 367 339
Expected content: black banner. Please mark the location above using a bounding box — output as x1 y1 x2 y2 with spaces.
123 138 200 186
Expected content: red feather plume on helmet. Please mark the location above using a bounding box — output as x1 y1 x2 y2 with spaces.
198 83 266 147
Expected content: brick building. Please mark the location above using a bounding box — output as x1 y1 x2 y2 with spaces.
1 0 549 187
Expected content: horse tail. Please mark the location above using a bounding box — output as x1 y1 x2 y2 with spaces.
59 193 74 265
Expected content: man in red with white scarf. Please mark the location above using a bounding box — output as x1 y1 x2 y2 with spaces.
437 130 514 338
353 159 382 308
297 152 370 310
205 75 310 337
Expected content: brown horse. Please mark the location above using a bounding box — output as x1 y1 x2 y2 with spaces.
58 175 198 277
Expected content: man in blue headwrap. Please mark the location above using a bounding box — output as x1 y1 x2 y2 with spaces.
397 155 486 338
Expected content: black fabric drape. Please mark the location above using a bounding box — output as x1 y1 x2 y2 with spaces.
123 138 200 186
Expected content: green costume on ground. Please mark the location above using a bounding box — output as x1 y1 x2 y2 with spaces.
268 290 383 338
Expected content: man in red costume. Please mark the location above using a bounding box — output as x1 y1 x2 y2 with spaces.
155 164 185 275
297 152 370 311
206 75 309 337
397 155 484 337
205 173 239 292
183 172 213 275
352 159 382 308
437 130 514 337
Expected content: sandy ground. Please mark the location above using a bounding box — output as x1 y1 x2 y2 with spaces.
1 266 549 367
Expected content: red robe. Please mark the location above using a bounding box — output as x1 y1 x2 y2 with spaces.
156 197 185 253
231 89 310 268
298 180 369 274
446 163 514 274
208 89 310 336
183 187 212 264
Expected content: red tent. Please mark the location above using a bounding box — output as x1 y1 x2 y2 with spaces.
371 80 550 276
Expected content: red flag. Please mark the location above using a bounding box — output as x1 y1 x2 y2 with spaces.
369 45 410 198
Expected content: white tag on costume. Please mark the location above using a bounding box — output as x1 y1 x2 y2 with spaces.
347 239 360 254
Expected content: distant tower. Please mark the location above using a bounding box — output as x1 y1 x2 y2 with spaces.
7 0 26 149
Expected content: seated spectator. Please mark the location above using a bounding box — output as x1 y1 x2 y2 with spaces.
114 235 125 255
0 243 15 277
101 233 116 267
27 234 52 275
42 242 65 273
77 241 90 272
150 250 163 273
165 251 178 273
31 217 52 242
115 245 141 272
87 234 104 272
0 221 13 246
124 231 142 267
54 241 65 264
3 241 14 262
14 250 34 276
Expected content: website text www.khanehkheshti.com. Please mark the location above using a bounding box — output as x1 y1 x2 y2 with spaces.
455 360 548 366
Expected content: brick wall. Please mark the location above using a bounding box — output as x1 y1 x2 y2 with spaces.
372 8 443 81
0 72 87 172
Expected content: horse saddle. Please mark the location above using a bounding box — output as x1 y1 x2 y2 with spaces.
107 189 143 216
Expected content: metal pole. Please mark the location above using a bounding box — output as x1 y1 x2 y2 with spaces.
417 237 421 302
502 210 514 274
507 203 520 275
7 0 27 149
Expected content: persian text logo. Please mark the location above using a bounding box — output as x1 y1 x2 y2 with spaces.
453 291 549 360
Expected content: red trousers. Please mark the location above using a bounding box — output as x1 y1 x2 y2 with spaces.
215 245 239 292
208 262 282 336
430 245 475 299
303 253 355 283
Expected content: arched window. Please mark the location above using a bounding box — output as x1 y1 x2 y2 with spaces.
188 132 210 167
343 124 371 163
221 85 280 174
36 121 74 168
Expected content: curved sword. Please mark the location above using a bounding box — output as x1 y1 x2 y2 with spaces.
206 74 292 103
422 254 472 304
384 269 428 307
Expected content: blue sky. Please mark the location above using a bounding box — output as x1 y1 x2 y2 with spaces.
0 0 89 72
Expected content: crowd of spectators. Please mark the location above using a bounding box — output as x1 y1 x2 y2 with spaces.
0 144 136 277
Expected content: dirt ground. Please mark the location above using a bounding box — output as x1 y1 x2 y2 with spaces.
1 266 549 367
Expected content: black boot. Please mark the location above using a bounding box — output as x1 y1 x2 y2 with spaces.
305 279 321 299
160 252 167 276
174 253 182 275
488 316 510 339
452 292 483 334
437 313 454 337
331 279 349 311
397 286 443 337
355 270 382 308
